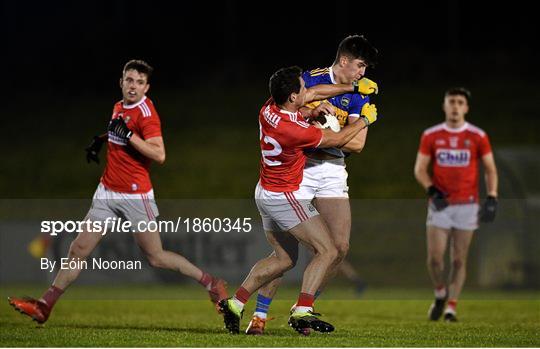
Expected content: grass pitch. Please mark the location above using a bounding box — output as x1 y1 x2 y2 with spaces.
1 285 538 347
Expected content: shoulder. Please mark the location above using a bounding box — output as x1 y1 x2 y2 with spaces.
303 67 331 86
422 123 445 136
137 97 156 118
465 122 487 138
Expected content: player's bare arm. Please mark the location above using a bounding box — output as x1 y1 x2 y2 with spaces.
304 77 378 104
318 103 377 148
414 152 433 190
305 83 354 103
130 135 166 165
481 153 498 197
300 102 335 119
340 116 368 153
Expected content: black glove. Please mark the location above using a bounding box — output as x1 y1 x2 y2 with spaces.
85 136 105 164
480 195 498 222
427 185 449 211
108 117 133 141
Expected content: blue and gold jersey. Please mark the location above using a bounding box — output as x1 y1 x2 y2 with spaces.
302 67 370 157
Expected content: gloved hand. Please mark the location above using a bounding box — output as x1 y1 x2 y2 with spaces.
108 117 133 141
427 185 448 211
85 136 105 164
353 77 379 95
360 103 377 126
479 195 498 222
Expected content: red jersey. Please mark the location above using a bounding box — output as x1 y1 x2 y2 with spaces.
101 96 162 193
419 122 492 204
259 98 323 192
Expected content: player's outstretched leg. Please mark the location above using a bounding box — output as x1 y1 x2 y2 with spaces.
9 229 102 324
134 230 229 311
218 298 243 334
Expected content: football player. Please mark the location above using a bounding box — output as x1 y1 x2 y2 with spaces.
246 34 378 335
218 66 378 334
8 60 228 324
414 87 498 322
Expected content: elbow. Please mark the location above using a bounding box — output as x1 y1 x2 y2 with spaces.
413 168 422 181
155 152 166 165
348 144 365 154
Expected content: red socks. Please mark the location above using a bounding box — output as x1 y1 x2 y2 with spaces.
234 287 251 304
198 272 213 289
41 285 64 309
296 292 315 308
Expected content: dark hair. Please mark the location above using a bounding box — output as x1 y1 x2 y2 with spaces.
269 66 303 105
123 59 154 81
334 34 378 67
445 87 471 104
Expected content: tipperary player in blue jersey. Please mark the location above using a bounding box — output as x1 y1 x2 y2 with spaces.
246 35 379 335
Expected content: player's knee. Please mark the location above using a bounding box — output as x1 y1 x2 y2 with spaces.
427 256 444 270
146 252 165 268
278 254 297 272
319 244 338 265
335 241 350 261
452 258 465 270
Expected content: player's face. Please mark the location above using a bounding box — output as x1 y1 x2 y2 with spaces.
120 69 150 105
295 77 307 107
443 95 469 123
290 77 307 108
341 57 368 83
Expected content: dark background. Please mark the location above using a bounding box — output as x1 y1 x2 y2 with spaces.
1 1 539 289
2 1 539 198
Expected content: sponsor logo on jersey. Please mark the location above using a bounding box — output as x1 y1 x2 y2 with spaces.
263 105 281 128
436 148 471 167
340 97 350 107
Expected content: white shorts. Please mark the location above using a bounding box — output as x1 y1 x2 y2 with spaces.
426 203 479 231
299 157 349 199
86 183 159 232
255 182 319 232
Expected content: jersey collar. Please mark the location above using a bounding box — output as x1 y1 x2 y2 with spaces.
279 108 298 117
122 95 147 109
329 66 336 84
443 121 469 133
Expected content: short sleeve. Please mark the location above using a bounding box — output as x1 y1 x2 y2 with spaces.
418 132 432 156
348 94 370 118
139 108 162 140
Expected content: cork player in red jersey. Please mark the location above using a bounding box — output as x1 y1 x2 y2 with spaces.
218 66 378 334
414 87 499 322
8 60 228 324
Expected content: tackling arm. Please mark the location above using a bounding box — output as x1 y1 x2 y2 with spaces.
304 83 353 104
340 116 368 153
318 118 368 148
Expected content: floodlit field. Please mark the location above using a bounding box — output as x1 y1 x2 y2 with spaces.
1 285 538 347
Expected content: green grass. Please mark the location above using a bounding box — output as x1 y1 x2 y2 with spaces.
1 285 538 347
